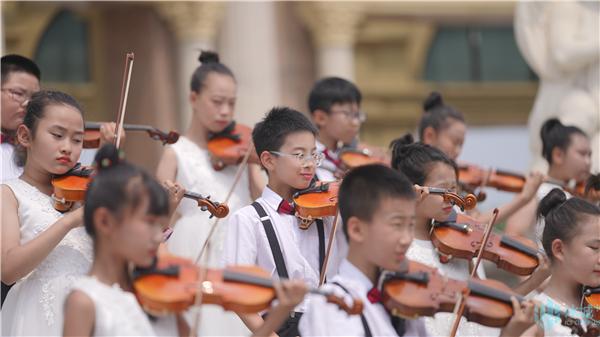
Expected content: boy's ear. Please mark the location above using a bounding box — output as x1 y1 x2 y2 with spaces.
421 126 437 145
312 109 329 128
16 124 33 148
346 216 367 243
259 150 277 172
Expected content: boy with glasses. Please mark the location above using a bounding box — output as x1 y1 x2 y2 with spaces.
222 107 346 337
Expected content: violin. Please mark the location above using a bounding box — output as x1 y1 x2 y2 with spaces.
339 148 388 170
182 191 229 218
430 210 541 276
459 163 600 201
51 52 135 211
584 286 600 322
83 122 179 149
207 121 255 171
51 164 94 212
426 187 477 212
132 254 363 316
381 260 599 336
292 181 340 229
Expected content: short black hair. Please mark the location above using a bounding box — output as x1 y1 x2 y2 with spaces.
84 144 169 239
389 133 458 185
1 54 41 83
540 118 587 165
252 107 318 158
418 92 464 141
538 188 600 261
308 77 361 114
190 51 235 93
339 164 416 239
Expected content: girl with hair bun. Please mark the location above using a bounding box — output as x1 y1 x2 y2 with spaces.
155 50 262 335
531 188 600 336
507 118 592 244
1 90 117 336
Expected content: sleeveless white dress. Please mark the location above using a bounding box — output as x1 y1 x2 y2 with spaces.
166 136 251 336
1 178 93 336
69 276 155 336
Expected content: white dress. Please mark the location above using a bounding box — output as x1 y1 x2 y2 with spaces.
69 276 156 336
1 178 93 336
166 136 251 336
406 239 500 337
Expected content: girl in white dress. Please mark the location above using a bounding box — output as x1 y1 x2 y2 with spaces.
389 135 546 337
63 144 171 336
531 188 600 336
156 51 264 336
507 118 593 244
1 90 116 336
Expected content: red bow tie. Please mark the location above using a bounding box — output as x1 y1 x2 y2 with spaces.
1 133 15 145
277 199 295 215
367 287 382 304
322 149 341 168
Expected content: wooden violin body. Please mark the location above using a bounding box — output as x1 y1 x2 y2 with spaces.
293 181 340 229
83 122 179 149
133 254 363 316
431 211 540 275
207 122 254 171
51 164 93 212
382 260 597 335
339 148 387 170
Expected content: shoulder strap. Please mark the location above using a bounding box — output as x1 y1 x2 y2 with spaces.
332 281 373 337
316 219 325 279
251 202 289 279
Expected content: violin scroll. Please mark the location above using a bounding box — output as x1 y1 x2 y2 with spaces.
183 192 229 218
146 129 180 145
321 293 364 315
426 187 478 211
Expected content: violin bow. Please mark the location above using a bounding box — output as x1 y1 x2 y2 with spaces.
319 210 340 286
114 53 134 148
189 142 255 337
448 208 499 337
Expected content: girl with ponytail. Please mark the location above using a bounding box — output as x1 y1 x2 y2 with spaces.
1 90 117 336
531 188 600 336
155 51 261 335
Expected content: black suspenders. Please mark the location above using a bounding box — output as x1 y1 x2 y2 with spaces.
332 281 373 337
251 202 326 280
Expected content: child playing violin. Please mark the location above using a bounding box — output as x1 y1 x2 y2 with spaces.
389 135 546 336
531 188 600 336
63 145 309 337
308 77 367 181
417 92 545 226
1 90 116 336
222 107 347 337
507 119 593 246
299 164 536 337
156 51 265 336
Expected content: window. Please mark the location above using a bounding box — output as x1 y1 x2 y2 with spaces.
424 26 536 82
35 10 90 82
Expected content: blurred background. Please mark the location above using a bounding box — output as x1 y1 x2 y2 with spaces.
1 1 540 212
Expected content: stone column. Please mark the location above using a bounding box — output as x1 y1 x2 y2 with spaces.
155 2 225 129
296 2 365 81
218 2 281 125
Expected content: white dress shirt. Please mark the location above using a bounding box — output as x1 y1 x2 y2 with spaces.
1 143 22 183
316 140 339 182
299 259 429 336
222 186 348 312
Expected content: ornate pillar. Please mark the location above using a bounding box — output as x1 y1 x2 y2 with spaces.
296 2 365 81
155 2 225 129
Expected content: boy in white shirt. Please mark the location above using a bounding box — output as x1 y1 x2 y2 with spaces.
222 107 347 336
